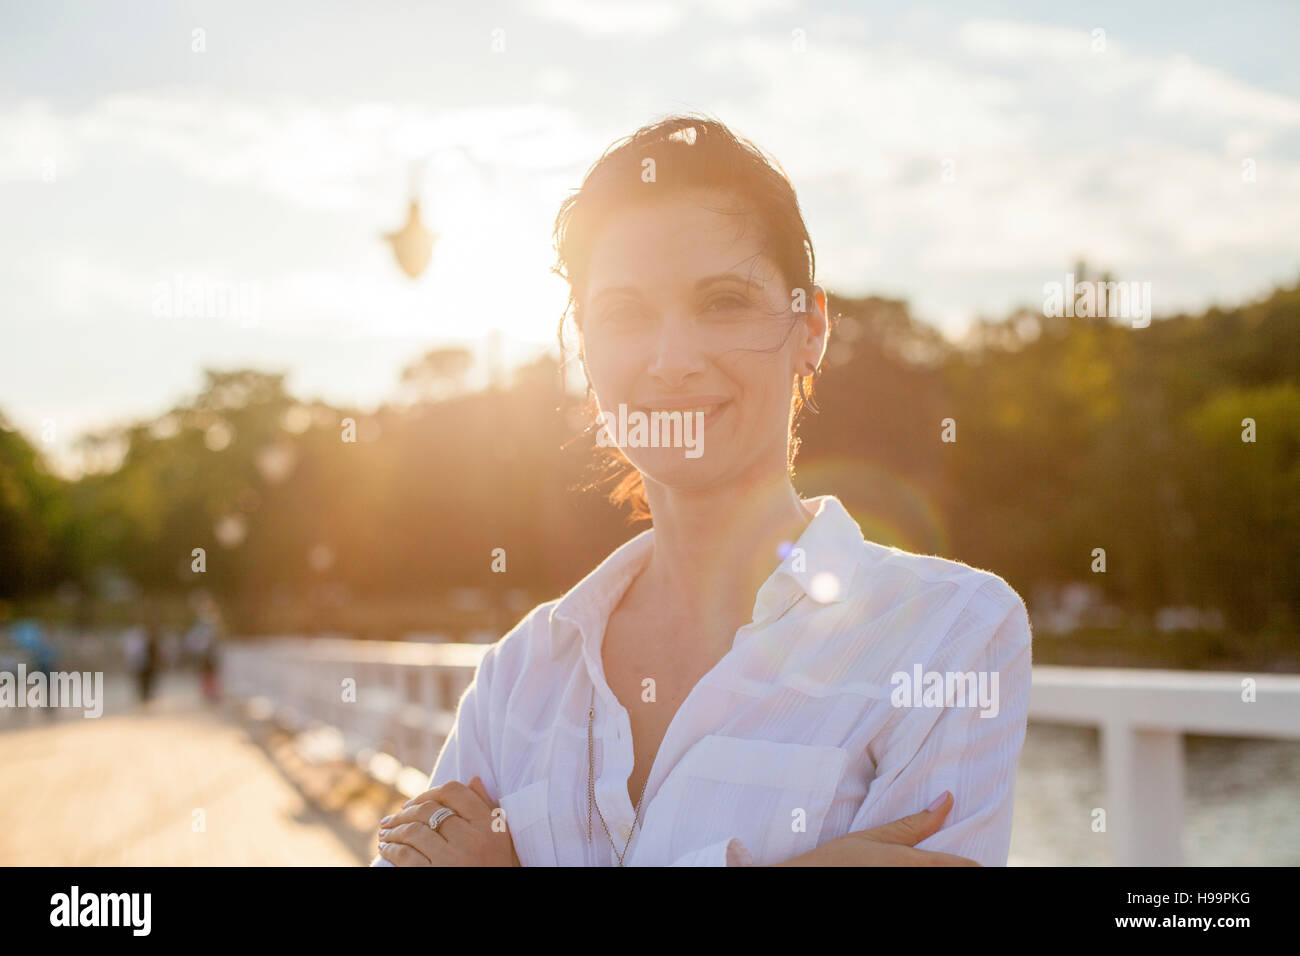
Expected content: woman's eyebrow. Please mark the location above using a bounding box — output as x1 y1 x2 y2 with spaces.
591 273 760 305
694 273 762 291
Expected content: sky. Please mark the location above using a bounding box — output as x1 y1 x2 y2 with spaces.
3 0 1298 477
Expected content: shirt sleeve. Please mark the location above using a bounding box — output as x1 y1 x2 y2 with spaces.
845 582 1033 867
668 836 754 866
370 641 502 867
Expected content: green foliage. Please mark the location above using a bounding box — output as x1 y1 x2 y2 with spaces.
0 413 72 598
2 280 1297 640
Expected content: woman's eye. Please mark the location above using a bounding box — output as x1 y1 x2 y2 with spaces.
600 305 643 326
704 295 747 314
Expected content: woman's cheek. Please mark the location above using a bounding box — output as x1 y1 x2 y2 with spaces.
584 351 631 405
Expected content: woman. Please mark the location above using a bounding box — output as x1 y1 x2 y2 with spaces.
374 114 1032 867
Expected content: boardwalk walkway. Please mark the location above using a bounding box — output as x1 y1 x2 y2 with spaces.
0 673 391 866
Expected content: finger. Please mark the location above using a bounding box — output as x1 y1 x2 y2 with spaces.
386 815 490 867
377 835 432 867
398 781 492 825
380 820 455 864
426 780 493 825
402 786 440 808
380 808 476 845
401 781 456 808
379 798 452 832
854 791 953 847
900 846 982 867
400 780 477 809
468 775 496 807
379 803 483 853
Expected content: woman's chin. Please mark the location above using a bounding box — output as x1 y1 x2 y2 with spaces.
630 451 729 491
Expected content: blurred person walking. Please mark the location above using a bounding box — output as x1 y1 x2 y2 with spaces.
13 619 59 721
132 607 163 706
186 616 221 704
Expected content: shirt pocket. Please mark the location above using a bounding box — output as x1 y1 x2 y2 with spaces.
498 778 558 866
670 734 849 866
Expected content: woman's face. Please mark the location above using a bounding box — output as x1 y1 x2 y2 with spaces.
579 188 826 496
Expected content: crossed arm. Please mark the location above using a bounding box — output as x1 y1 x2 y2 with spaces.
374 591 1031 867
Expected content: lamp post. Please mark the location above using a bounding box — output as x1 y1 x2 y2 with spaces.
382 147 494 280
383 197 436 279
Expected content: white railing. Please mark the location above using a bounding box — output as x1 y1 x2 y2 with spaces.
221 636 489 798
1028 665 1300 865
221 639 1300 865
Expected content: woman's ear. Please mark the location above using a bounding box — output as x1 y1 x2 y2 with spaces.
812 284 828 324
799 284 829 370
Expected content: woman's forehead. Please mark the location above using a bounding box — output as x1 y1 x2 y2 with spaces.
585 194 781 298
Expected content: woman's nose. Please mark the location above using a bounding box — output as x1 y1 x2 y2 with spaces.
646 314 708 386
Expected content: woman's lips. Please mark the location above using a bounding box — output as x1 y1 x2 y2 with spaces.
636 400 731 427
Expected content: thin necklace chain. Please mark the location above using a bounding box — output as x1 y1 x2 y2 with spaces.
587 684 648 866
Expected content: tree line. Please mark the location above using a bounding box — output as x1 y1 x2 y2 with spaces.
2 276 1296 638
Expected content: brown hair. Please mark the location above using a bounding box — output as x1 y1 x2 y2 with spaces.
551 112 821 523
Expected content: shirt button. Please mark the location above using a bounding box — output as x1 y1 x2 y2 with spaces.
619 823 633 841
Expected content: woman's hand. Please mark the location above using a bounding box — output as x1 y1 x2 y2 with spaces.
376 776 520 867
771 791 981 866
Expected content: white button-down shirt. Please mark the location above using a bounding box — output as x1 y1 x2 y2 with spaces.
374 494 1032 867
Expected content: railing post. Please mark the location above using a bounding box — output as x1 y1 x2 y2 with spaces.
1100 721 1184 865
421 666 441 771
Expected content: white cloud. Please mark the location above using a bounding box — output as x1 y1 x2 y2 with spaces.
693 0 796 22
0 100 79 182
536 66 577 97
0 94 600 212
690 17 1300 329
525 0 683 36
1149 54 1300 128
4 14 1298 359
958 18 1103 61
524 0 795 36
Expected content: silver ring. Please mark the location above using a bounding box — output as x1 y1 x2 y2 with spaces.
427 806 457 832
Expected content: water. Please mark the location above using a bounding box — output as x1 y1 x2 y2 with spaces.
1009 722 1300 865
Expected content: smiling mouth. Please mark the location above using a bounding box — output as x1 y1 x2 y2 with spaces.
637 401 730 419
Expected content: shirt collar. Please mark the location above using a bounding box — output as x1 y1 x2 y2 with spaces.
753 494 864 618
548 494 865 662
549 528 654 662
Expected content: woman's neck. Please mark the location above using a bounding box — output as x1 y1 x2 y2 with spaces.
636 470 814 646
